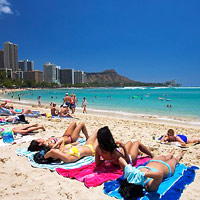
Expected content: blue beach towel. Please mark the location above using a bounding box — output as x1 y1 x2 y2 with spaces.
16 138 95 171
103 163 198 200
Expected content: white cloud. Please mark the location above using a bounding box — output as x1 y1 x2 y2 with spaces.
0 0 13 14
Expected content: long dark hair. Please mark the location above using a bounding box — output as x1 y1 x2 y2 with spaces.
119 179 144 200
97 126 118 153
28 140 46 152
33 147 54 164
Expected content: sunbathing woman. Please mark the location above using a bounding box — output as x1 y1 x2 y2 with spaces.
160 129 200 147
50 103 60 116
34 128 98 164
95 126 153 167
28 122 89 151
0 124 45 138
118 150 184 199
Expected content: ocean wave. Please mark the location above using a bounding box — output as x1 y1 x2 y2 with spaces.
118 87 147 90
150 87 171 89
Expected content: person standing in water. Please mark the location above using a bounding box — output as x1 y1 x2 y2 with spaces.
38 96 41 106
82 97 88 113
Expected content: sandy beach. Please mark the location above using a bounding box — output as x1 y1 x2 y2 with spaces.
0 99 200 200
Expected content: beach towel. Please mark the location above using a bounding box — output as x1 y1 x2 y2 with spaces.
0 135 35 147
103 163 199 200
56 156 151 187
0 121 8 126
16 138 95 171
51 115 73 119
0 107 12 116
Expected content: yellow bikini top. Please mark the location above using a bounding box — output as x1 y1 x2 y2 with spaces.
69 146 81 158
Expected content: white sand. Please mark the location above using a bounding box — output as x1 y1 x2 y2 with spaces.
0 101 200 200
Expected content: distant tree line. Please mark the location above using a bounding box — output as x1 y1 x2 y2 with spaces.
0 71 180 89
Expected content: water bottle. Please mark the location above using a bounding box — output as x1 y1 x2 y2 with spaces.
3 128 14 143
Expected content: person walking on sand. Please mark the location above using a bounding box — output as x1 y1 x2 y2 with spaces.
82 97 87 113
38 96 41 106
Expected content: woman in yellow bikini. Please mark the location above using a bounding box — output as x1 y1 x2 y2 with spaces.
40 128 98 163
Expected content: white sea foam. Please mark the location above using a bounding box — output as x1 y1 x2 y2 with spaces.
118 87 147 90
150 87 171 89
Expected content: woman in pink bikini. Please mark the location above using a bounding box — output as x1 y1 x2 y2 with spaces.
95 126 153 167
28 121 89 151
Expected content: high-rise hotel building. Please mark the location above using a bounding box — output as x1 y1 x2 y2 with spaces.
3 41 18 71
43 62 60 83
19 60 34 71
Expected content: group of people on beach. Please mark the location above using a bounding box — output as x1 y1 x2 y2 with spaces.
26 120 200 199
50 93 88 116
1 92 199 200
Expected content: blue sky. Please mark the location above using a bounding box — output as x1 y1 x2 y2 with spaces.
0 0 200 86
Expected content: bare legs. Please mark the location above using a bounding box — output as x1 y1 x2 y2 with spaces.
85 128 98 148
12 124 45 135
152 149 184 177
83 105 87 113
187 138 200 144
124 141 153 164
59 107 72 117
44 128 99 163
63 122 89 142
23 109 33 114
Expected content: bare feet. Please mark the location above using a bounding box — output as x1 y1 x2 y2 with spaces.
175 150 185 162
41 126 46 131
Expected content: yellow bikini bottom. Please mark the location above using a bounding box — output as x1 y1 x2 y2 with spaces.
66 144 95 158
83 144 95 156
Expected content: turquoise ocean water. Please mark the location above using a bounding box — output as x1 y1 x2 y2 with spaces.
3 87 200 123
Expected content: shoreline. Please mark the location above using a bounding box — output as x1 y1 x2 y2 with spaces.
1 87 200 127
1 96 200 129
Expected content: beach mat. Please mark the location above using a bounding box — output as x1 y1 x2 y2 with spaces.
56 156 151 188
0 135 35 147
158 141 198 148
16 138 95 171
103 163 199 200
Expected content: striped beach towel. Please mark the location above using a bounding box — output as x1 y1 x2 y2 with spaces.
16 138 95 171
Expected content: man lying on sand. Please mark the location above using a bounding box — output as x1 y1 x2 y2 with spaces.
160 129 200 147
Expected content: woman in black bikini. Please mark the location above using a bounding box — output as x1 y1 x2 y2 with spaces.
28 122 89 151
